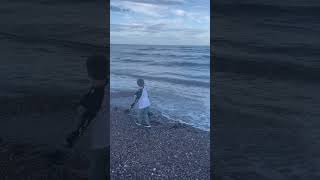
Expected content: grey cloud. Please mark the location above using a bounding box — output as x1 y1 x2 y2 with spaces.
145 23 167 32
112 0 184 5
111 23 206 35
111 24 144 32
110 5 131 12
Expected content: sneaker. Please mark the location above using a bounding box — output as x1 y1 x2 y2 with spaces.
135 121 142 126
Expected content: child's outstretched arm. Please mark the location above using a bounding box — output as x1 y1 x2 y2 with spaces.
65 87 104 148
130 95 138 109
129 88 142 110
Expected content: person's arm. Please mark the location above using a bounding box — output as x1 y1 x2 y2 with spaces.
65 87 105 148
131 89 142 108
79 87 104 114
75 87 105 133
71 105 86 125
71 90 90 125
130 95 137 109
135 89 142 100
77 105 86 115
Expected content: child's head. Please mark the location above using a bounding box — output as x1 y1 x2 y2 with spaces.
86 55 108 86
137 79 144 87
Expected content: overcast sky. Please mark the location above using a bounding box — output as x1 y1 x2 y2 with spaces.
111 0 210 46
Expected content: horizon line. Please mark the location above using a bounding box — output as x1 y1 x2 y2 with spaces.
110 43 210 47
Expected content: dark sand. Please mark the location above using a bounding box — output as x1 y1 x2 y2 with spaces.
110 106 210 179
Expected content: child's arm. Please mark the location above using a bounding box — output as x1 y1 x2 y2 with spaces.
130 95 138 109
77 105 86 116
74 105 88 127
65 87 104 148
131 89 142 108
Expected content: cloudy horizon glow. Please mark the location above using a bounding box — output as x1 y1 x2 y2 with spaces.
111 0 210 46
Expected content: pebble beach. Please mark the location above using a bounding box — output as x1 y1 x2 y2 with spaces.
110 106 210 179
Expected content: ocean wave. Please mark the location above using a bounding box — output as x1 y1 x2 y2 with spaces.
112 73 210 88
215 38 320 58
137 48 156 51
120 52 208 60
147 61 209 68
0 32 105 53
165 72 210 80
163 54 209 59
129 52 149 56
117 58 150 63
215 56 320 82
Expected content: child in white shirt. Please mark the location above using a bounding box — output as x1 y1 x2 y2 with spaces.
133 79 151 127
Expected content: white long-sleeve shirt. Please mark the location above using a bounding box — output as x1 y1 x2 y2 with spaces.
136 86 151 109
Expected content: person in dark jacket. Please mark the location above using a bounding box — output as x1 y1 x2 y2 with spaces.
65 55 109 180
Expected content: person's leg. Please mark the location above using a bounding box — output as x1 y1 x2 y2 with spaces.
136 109 143 125
89 147 108 180
143 107 151 127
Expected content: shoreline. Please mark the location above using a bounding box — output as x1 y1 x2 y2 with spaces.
111 103 210 132
110 90 210 132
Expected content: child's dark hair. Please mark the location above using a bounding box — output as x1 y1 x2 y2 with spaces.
86 55 108 80
137 79 144 87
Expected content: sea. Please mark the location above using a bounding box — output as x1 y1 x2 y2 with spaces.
213 1 320 177
214 1 320 124
110 44 210 131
